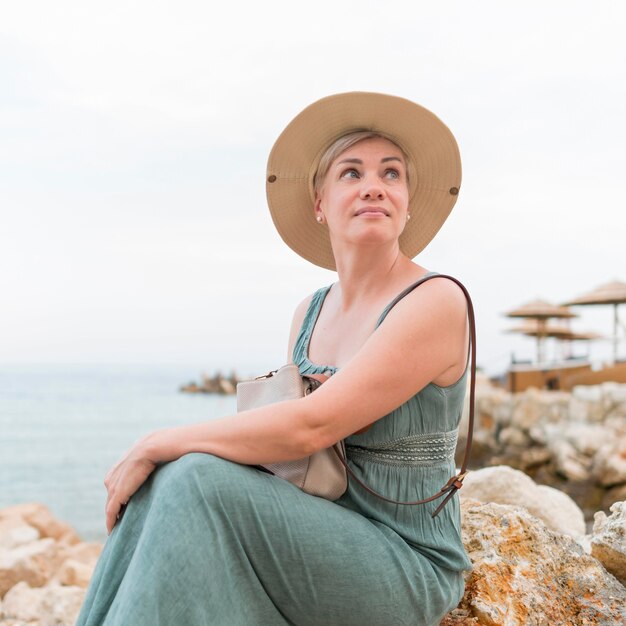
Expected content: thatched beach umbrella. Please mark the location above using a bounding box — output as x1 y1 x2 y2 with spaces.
505 299 577 363
564 330 604 341
507 320 603 361
507 320 573 339
562 280 626 362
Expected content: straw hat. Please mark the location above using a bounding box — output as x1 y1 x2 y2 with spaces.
266 92 462 270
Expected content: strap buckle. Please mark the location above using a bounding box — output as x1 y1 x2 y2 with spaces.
441 471 468 493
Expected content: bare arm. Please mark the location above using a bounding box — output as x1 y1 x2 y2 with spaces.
157 277 467 456
104 279 467 531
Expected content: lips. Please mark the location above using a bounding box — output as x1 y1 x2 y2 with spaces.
354 207 390 216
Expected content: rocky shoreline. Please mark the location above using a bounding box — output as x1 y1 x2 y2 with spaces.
1 488 625 625
2 380 625 624
457 377 626 529
0 503 101 626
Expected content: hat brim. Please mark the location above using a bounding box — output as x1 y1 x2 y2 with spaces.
266 92 461 271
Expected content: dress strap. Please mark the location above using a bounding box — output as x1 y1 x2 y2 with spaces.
375 271 439 328
291 286 335 373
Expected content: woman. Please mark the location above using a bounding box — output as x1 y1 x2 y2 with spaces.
77 92 473 625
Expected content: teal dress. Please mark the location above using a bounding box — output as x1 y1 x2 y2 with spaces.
77 277 472 626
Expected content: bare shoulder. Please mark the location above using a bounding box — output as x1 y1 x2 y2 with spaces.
381 275 469 378
387 274 468 323
420 275 468 311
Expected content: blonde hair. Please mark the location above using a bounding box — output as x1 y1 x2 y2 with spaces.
313 131 410 195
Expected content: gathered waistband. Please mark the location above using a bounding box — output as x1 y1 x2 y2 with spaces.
346 428 459 467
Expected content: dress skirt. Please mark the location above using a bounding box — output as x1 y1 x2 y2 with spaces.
77 453 465 626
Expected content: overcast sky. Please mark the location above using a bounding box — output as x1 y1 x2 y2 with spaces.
1 1 624 376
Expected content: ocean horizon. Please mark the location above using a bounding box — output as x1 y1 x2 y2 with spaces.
0 363 240 541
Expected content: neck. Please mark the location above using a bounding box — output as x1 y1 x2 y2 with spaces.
332 242 413 310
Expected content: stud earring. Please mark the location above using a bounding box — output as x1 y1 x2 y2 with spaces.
316 216 323 223
406 214 411 222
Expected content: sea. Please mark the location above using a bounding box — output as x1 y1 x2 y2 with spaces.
0 364 238 542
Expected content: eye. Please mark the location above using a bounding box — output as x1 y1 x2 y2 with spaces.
340 168 360 180
384 168 400 180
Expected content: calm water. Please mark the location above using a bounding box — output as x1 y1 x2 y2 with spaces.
0 364 237 541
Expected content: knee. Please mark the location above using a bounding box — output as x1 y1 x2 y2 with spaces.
152 453 252 510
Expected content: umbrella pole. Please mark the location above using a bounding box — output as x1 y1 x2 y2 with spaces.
614 303 618 364
537 319 546 364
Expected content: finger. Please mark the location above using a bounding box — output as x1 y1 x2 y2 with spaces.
105 498 119 534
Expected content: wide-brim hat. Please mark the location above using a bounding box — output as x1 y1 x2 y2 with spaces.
266 91 462 271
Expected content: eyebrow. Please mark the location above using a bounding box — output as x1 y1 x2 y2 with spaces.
336 156 404 165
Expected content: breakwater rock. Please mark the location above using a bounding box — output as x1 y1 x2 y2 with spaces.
459 379 626 524
0 503 101 625
180 371 240 395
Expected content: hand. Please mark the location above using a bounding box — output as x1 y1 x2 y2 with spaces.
104 437 158 534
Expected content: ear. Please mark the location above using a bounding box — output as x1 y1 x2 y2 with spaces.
314 193 324 220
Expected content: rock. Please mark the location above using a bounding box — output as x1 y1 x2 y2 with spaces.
602 382 626 418
570 384 621 422
456 500 626 624
591 501 626 585
568 395 593 422
0 504 80 546
64 542 102 568
563 422 614 457
518 446 551 469
440 607 480 625
461 465 586 538
55 558 94 588
0 518 40 550
497 426 529 447
526 424 547 445
605 484 626 509
0 539 63 598
593 441 626 488
217 378 236 395
0 581 41 622
511 390 544 430
1 581 85 625
573 384 604 403
546 437 591 481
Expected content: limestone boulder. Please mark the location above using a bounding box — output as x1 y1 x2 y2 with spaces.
496 426 529 448
570 384 606 422
604 383 626 418
0 518 40 550
55 558 94 588
0 539 63 598
591 501 626 585
0 504 80 546
593 438 626 488
545 436 591 481
450 500 626 625
562 422 615 457
1 581 85 626
64 542 102 568
605 484 626 509
518 446 551 469
461 465 586 538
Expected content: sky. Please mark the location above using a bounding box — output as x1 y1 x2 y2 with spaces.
1 1 625 376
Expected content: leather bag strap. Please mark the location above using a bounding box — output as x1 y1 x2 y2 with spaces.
334 273 476 518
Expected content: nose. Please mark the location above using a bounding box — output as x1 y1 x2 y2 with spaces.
359 179 385 201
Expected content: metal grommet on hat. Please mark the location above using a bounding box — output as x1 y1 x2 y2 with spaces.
266 92 462 271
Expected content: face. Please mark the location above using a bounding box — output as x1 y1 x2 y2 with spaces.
314 137 410 250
